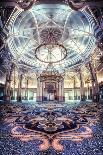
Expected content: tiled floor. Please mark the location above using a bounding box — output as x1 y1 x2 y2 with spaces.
0 101 103 155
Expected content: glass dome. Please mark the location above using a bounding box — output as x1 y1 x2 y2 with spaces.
7 4 96 73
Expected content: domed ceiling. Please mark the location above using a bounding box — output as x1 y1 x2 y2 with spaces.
7 4 96 73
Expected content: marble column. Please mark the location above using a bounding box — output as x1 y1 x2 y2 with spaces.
87 62 99 102
73 77 76 100
57 81 59 101
4 65 14 102
36 78 39 101
17 74 23 102
42 82 44 101
36 77 42 102
79 70 85 101
4 73 11 102
40 81 42 101
61 79 65 101
25 77 29 100
59 81 62 101
13 66 16 100
87 83 90 100
85 79 90 100
58 78 64 102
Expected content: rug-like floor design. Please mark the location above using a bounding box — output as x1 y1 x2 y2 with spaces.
0 102 103 155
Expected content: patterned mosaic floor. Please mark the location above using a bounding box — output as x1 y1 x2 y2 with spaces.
0 102 103 155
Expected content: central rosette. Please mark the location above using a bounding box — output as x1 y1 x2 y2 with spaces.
35 27 67 64
40 28 62 44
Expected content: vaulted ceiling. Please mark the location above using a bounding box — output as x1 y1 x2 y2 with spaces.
0 0 103 79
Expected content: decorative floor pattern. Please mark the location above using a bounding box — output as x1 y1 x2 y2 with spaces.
0 102 103 155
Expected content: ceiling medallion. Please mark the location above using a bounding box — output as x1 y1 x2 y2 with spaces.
40 27 62 44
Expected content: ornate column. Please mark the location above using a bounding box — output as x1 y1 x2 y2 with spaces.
4 64 14 102
87 62 99 102
27 78 29 100
61 79 65 101
17 74 23 102
58 77 64 102
4 72 11 102
39 80 43 102
73 77 76 100
13 65 16 100
25 77 27 100
36 77 42 102
36 77 39 102
79 70 85 101
85 79 90 100
42 81 45 101
57 81 59 101
59 81 62 101
25 77 29 100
